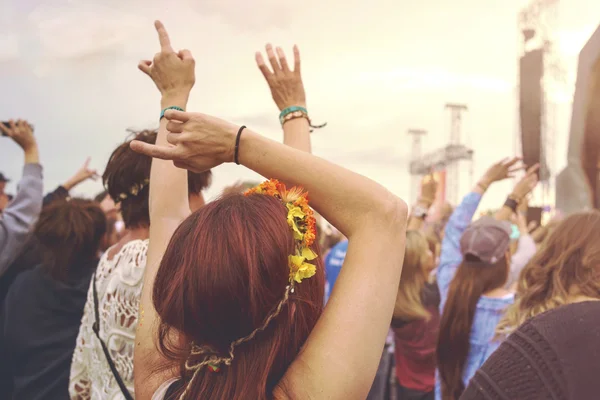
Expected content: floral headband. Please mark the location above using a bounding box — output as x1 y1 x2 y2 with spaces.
178 180 319 400
114 178 149 203
244 179 318 284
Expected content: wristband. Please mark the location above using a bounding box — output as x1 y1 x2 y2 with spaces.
160 106 184 120
279 106 308 124
234 126 246 165
503 197 519 213
412 205 429 219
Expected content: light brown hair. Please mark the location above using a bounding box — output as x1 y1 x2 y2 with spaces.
496 211 600 337
393 230 432 321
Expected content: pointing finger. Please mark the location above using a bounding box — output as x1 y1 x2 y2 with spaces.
154 20 173 53
83 157 91 168
130 140 179 160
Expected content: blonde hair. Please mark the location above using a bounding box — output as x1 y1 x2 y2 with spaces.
393 230 432 321
496 211 600 337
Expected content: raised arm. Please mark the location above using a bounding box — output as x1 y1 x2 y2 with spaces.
437 157 522 303
0 121 42 276
407 173 438 231
132 21 195 398
256 43 311 152
494 164 539 222
131 109 408 398
43 158 98 206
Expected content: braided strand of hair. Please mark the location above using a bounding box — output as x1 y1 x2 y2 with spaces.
178 284 294 399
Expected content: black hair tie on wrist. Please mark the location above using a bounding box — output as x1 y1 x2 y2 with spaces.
504 197 519 213
234 126 246 165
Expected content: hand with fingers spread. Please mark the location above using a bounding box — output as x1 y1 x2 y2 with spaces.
0 120 38 164
138 21 195 100
256 44 305 111
63 158 99 191
478 157 524 189
510 164 540 201
130 109 238 173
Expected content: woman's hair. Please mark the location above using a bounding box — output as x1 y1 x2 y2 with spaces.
393 230 432 321
437 255 509 400
35 198 107 283
153 193 325 399
103 129 212 229
497 211 600 337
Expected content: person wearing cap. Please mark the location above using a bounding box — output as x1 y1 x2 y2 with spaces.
0 120 43 278
434 159 539 400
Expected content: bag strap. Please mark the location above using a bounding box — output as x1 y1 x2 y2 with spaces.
92 272 135 400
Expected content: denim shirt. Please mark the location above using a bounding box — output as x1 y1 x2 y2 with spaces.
435 192 514 400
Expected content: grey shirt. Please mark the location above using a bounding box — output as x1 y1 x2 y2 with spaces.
0 163 43 277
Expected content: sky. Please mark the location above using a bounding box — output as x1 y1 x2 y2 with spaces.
0 0 598 212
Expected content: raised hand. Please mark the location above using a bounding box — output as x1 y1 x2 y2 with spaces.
130 109 237 173
138 21 195 99
256 44 306 111
511 164 540 201
419 173 438 207
64 158 98 191
0 120 36 153
479 157 523 189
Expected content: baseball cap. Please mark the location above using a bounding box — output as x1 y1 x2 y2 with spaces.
0 173 9 183
460 216 512 264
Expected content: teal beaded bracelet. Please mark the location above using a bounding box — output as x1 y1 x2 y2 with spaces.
160 106 185 120
279 106 308 125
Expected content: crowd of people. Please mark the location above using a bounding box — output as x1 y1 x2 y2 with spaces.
1 20 599 400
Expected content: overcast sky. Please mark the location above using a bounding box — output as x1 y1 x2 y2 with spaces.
0 0 597 211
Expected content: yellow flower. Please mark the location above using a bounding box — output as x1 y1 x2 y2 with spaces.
286 204 305 241
301 247 317 261
289 254 317 283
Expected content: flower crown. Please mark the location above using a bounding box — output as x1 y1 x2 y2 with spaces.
177 180 319 399
114 178 150 203
244 179 318 284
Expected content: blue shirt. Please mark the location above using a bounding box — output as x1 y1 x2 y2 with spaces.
324 240 348 303
435 192 514 400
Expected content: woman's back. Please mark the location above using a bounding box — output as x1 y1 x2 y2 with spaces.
1 262 95 400
393 282 440 393
70 239 148 399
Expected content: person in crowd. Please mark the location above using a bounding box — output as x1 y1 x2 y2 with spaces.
435 158 539 400
392 230 439 400
0 120 42 277
0 199 106 400
129 21 407 400
69 130 212 400
503 199 537 289
0 158 100 311
43 158 99 206
462 301 600 399
70 20 313 399
0 172 10 211
94 190 123 252
495 210 600 337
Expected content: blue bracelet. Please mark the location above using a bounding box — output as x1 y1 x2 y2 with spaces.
279 106 308 125
160 106 185 120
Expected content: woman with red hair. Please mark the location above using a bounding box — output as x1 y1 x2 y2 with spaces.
131 21 408 400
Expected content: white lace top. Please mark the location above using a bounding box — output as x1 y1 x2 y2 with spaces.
69 239 149 400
